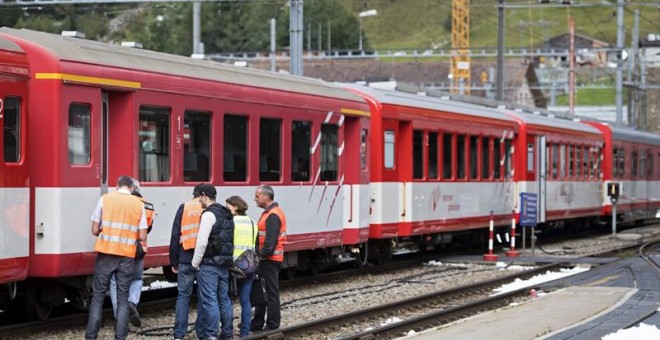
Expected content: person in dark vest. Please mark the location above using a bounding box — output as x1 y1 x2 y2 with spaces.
191 184 235 340
170 183 204 340
251 185 286 332
85 175 148 340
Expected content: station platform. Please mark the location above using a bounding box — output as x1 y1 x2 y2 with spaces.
404 286 639 340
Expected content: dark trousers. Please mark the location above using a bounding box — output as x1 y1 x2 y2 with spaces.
85 253 134 340
251 259 282 330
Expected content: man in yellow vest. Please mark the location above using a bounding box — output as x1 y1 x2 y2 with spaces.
251 185 286 332
169 183 204 340
85 175 148 340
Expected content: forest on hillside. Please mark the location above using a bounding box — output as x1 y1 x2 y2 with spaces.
0 0 656 56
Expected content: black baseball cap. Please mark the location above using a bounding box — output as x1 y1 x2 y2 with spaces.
198 184 217 199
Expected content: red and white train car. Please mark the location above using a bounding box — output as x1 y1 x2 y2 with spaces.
0 37 30 298
505 111 605 227
587 122 660 223
348 86 519 258
0 27 370 318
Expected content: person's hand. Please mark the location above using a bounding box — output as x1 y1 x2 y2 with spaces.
193 265 200 271
172 266 178 274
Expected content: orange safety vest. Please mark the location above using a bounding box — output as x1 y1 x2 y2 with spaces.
180 198 203 250
257 205 287 262
94 192 143 258
139 197 155 253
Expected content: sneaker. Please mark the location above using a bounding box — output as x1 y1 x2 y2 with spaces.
128 302 141 327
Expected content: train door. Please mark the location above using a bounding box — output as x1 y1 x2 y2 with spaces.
376 119 404 237
536 135 547 223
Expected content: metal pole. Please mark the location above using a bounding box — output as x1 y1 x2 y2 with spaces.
192 1 201 54
496 0 505 102
569 16 575 118
612 203 617 237
270 18 276 73
358 16 363 51
483 211 499 261
615 0 625 125
327 21 331 52
289 0 303 76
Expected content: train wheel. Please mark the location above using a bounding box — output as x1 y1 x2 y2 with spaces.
25 285 52 320
163 266 178 283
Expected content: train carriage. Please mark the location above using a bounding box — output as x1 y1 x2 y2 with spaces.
586 122 660 223
0 37 30 294
0 27 370 318
504 111 605 228
348 86 519 258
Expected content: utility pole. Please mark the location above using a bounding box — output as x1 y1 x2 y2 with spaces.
615 0 624 125
496 0 505 102
289 0 303 76
569 16 575 117
270 18 276 72
192 1 201 55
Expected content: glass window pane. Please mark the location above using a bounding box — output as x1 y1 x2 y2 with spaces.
527 143 534 172
259 118 281 181
413 130 423 179
384 130 395 169
361 129 368 171
224 115 248 182
560 144 566 179
291 121 311 182
184 111 210 182
321 124 338 181
69 103 91 165
493 138 501 179
4 97 20 163
551 144 559 179
505 139 513 179
457 134 466 179
442 133 453 179
139 106 170 181
481 137 490 179
428 132 438 179
632 150 638 178
568 145 574 178
469 136 478 179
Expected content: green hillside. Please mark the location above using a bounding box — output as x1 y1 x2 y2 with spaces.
356 0 659 51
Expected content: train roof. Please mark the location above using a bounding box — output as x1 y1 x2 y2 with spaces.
502 109 602 135
0 27 363 103
344 84 518 124
610 125 660 145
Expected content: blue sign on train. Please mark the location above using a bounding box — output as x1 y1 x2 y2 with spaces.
519 193 538 227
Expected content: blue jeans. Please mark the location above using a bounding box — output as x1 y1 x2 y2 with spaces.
109 257 144 318
237 274 255 337
85 253 134 340
173 263 196 339
195 264 233 339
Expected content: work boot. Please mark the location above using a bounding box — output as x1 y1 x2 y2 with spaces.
128 302 141 327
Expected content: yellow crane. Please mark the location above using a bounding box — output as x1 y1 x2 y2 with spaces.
451 0 470 95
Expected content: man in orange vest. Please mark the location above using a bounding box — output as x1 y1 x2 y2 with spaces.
85 175 148 340
251 185 286 332
109 178 155 327
169 183 204 340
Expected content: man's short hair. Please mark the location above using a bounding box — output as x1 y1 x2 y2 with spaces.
257 185 275 200
193 183 205 198
197 184 217 200
117 175 134 188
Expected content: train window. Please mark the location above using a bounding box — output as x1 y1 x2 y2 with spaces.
568 145 574 178
183 111 210 182
551 144 558 180
648 152 654 178
640 150 647 177
3 97 20 163
493 138 501 179
582 146 589 179
597 148 603 179
413 130 424 179
361 129 368 171
469 136 478 180
577 147 584 178
559 144 566 179
442 133 452 179
631 150 638 178
384 130 395 169
428 132 438 179
224 114 248 182
139 106 170 181
481 137 490 179
69 103 91 165
291 120 311 182
527 143 534 173
505 139 513 179
456 134 466 179
321 124 338 181
260 118 282 182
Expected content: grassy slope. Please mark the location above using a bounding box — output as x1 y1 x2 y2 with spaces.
355 0 659 51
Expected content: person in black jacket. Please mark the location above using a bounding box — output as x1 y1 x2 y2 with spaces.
191 184 235 340
170 183 204 340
